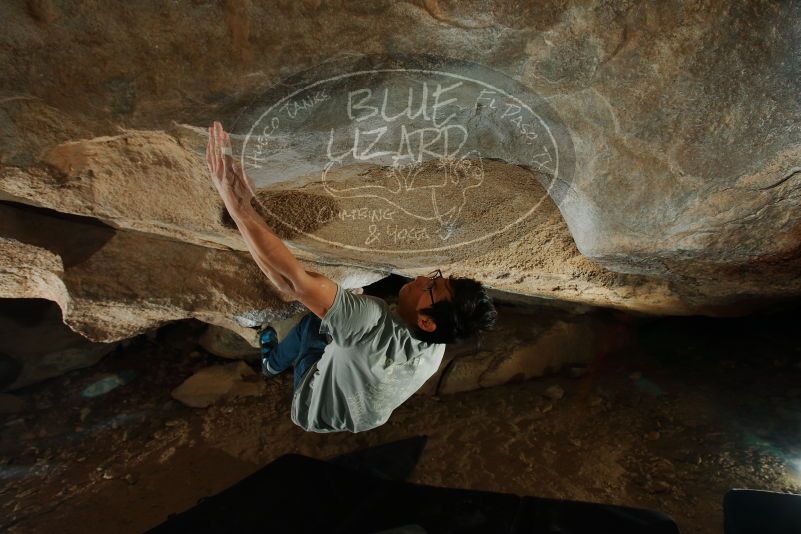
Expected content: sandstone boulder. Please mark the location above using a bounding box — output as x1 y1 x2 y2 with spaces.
171 361 266 408
0 202 382 343
419 304 628 396
0 0 799 394
198 324 259 361
1 1 798 315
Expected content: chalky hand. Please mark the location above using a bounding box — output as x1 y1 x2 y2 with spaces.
206 121 256 216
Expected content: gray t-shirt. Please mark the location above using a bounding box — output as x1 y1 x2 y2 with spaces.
291 284 446 433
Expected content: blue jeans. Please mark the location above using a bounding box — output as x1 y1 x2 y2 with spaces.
263 313 329 390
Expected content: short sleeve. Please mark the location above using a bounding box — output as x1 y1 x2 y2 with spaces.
319 284 386 346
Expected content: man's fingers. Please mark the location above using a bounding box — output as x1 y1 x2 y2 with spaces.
207 126 214 173
205 133 213 171
212 122 225 168
218 129 229 178
221 130 235 170
208 126 218 176
216 125 237 180
209 122 249 196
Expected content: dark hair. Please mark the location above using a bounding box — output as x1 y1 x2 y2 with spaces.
412 277 497 344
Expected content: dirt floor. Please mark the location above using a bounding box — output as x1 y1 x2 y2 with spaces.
1 303 800 533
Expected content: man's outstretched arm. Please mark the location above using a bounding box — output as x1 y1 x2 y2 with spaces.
206 121 337 319
231 205 338 319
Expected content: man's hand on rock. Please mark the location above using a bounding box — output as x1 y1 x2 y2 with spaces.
206 121 256 219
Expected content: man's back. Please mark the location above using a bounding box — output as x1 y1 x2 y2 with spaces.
291 284 446 433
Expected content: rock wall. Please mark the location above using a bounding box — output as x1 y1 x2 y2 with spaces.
1 0 800 369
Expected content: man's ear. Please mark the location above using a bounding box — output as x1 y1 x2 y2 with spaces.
417 314 437 333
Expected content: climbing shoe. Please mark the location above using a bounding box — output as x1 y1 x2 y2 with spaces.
258 325 279 378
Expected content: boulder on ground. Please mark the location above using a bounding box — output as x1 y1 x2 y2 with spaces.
198 325 259 361
171 361 266 409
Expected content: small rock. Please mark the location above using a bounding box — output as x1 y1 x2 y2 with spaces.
544 385 565 401
589 395 604 407
198 325 258 360
629 371 642 380
124 473 137 485
79 408 90 421
81 371 136 398
171 361 266 408
645 431 661 441
102 470 114 480
541 403 553 414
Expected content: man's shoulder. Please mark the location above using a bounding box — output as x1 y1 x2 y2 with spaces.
321 288 390 347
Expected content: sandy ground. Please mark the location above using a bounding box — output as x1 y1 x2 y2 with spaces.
1 306 800 533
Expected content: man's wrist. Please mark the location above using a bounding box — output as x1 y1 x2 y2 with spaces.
229 200 259 225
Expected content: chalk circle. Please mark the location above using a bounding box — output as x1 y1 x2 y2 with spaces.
239 55 575 259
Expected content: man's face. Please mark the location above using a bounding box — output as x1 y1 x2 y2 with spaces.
397 272 453 333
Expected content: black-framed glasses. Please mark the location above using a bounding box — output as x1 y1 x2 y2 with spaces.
424 269 443 306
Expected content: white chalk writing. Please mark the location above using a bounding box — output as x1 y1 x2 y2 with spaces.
317 206 396 224
475 89 553 173
279 90 329 119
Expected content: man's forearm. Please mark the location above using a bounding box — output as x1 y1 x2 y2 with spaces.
230 204 305 295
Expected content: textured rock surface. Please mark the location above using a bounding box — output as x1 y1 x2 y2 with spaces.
198 324 259 360
0 0 800 396
0 202 382 343
419 304 626 395
1 0 798 319
171 361 266 408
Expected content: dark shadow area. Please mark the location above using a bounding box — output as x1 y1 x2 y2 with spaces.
0 201 115 268
362 273 408 302
0 298 116 392
151 450 679 534
724 489 801 534
0 298 56 329
631 298 801 368
328 435 428 482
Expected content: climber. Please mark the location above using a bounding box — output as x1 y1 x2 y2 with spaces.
206 121 497 433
